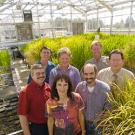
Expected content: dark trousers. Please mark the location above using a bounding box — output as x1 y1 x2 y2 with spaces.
85 121 99 135
29 123 48 135
54 126 81 135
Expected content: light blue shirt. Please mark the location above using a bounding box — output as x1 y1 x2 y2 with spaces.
76 79 111 121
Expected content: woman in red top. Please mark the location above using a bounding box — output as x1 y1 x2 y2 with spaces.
47 74 86 135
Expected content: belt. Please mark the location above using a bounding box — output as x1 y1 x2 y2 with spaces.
29 122 46 126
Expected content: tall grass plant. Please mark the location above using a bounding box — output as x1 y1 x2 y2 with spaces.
0 50 10 67
20 33 135 71
0 50 10 74
97 81 135 135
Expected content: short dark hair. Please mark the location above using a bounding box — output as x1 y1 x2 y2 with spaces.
40 46 51 53
109 49 124 60
51 74 74 100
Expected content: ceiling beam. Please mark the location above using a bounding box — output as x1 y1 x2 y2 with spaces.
65 0 85 14
0 3 16 12
96 0 112 12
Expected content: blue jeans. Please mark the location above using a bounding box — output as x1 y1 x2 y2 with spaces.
85 122 101 135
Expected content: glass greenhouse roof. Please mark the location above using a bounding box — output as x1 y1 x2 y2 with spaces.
0 0 135 43
0 0 133 23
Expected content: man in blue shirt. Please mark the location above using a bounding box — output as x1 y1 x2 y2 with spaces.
28 46 55 83
49 47 81 90
76 63 111 135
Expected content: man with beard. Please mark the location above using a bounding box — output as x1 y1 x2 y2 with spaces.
18 64 51 135
75 63 111 135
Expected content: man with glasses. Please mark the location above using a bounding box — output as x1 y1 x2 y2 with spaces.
18 64 51 135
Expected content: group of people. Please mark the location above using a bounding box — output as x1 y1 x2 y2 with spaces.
18 41 135 135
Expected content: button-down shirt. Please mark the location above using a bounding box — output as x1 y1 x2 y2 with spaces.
97 67 135 88
76 80 110 121
18 81 51 124
85 56 108 71
49 65 81 90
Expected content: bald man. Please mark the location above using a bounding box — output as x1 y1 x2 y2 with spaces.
76 63 111 135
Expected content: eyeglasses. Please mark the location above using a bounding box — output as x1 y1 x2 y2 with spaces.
35 72 45 76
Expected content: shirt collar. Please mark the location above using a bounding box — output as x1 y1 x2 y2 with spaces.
93 56 102 62
56 64 71 71
110 67 122 76
30 80 45 90
83 80 97 94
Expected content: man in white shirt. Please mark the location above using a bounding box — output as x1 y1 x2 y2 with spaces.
97 49 135 88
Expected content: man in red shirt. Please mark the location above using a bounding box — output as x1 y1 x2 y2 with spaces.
18 64 51 135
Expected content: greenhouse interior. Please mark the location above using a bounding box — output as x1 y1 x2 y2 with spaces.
0 0 135 135
0 0 135 44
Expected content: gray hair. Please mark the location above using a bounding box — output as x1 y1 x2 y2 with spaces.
30 64 44 75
